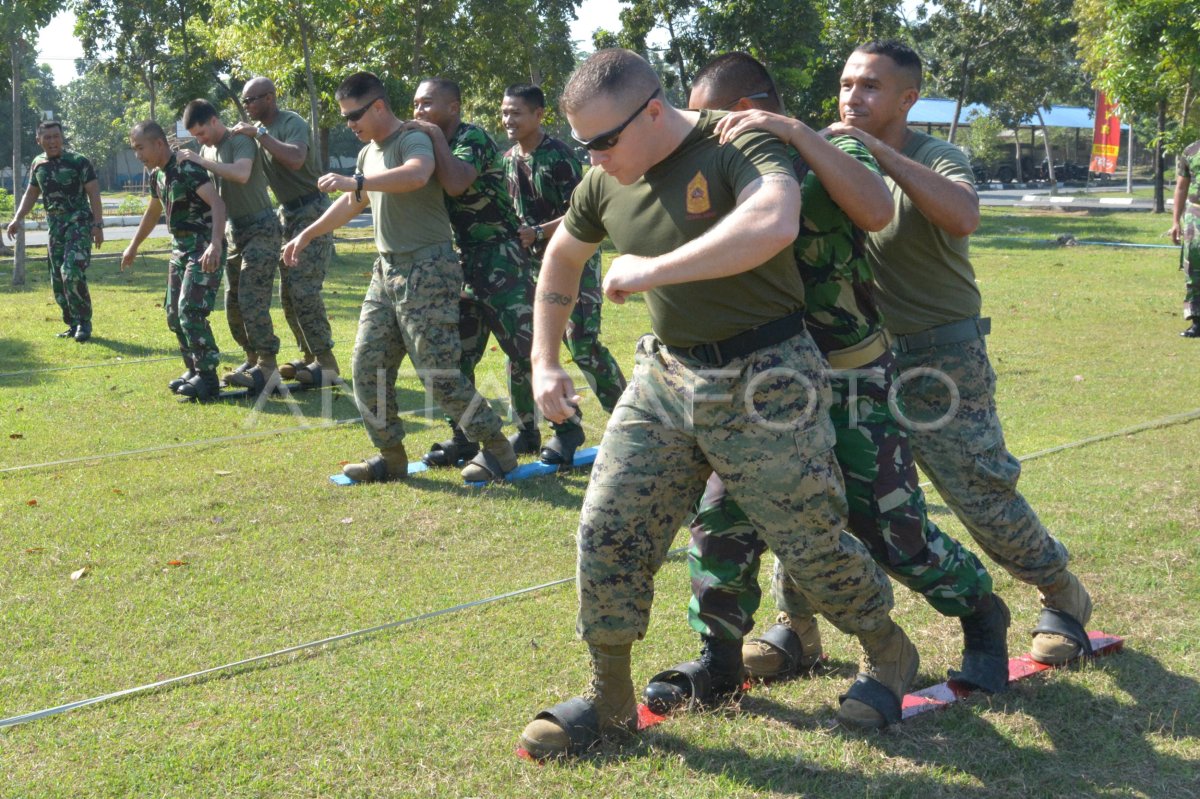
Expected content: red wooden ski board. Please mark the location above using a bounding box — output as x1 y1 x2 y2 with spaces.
516 631 1124 758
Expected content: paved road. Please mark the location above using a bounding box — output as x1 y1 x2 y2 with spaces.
10 212 373 248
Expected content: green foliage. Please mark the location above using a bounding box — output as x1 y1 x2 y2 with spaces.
962 111 1005 163
115 193 146 215
0 186 13 215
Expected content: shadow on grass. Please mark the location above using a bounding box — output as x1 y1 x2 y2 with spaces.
0 336 41 375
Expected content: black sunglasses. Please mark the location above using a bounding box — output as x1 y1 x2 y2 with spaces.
341 96 381 123
240 92 271 105
572 88 660 151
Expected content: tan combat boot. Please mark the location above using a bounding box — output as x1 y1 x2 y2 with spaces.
837 619 919 729
519 643 637 759
743 612 824 679
461 436 518 483
279 352 312 381
297 350 340 386
223 349 257 382
1030 570 1093 665
342 443 409 483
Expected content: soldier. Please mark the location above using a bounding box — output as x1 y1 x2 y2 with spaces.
120 121 227 401
232 78 341 377
519 49 917 759
500 83 627 426
642 53 1009 709
5 120 104 342
282 72 517 483
1170 138 1200 338
181 99 283 393
830 40 1093 665
405 78 586 467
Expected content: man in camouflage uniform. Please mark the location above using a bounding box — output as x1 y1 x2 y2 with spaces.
407 78 587 467
182 99 283 393
832 41 1094 666
232 77 340 377
121 121 227 402
651 53 1010 701
1170 138 1200 338
519 49 917 759
500 83 627 430
282 72 517 484
5 120 104 342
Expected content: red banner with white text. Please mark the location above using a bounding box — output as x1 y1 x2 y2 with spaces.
1090 91 1121 173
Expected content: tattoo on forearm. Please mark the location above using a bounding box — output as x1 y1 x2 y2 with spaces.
538 290 574 306
760 173 796 186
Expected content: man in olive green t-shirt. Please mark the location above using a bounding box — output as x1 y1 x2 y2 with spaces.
518 48 916 760
232 77 339 384
831 40 1095 668
183 99 283 393
282 71 515 485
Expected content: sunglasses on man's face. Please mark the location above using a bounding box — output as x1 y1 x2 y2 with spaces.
240 92 271 105
572 88 660 151
342 97 380 123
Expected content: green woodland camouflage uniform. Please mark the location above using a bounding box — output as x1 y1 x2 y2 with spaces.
151 154 226 371
689 137 993 641
503 134 626 412
445 122 538 426
1177 141 1200 320
28 151 97 327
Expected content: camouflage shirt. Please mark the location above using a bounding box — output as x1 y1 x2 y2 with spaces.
445 122 521 248
28 151 97 219
151 153 215 251
503 134 582 257
794 135 884 353
1177 140 1200 219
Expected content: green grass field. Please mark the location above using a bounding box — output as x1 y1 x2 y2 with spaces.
1 209 1198 798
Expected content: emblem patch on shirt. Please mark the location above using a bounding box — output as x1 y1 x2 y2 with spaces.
686 171 712 217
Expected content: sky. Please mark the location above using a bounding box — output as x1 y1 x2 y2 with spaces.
35 0 626 88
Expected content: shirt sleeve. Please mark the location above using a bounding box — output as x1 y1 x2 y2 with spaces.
229 134 257 163
78 155 99 185
724 129 798 198
401 130 435 164
450 126 495 175
562 167 607 244
924 140 975 185
278 113 310 147
181 161 211 191
547 147 583 217
829 135 882 175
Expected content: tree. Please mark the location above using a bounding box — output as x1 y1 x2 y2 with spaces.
59 64 133 189
1074 0 1200 211
1 0 62 286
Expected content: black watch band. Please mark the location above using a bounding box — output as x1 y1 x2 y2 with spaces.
354 172 365 202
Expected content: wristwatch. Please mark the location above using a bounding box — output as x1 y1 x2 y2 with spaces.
533 224 545 242
354 172 365 202
256 125 268 137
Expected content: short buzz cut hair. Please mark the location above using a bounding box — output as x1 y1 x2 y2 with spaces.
182 99 219 130
421 77 461 103
130 120 167 143
692 52 781 113
335 71 388 106
560 48 662 115
854 39 923 91
36 120 63 136
504 83 545 110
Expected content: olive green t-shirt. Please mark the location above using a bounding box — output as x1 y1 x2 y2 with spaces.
864 130 981 335
200 130 273 222
356 127 452 256
563 109 804 348
262 109 321 204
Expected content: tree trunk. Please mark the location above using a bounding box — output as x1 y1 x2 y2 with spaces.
1014 128 1023 182
298 15 322 168
1036 108 1056 197
948 57 970 144
1126 120 1133 194
11 36 26 287
1154 100 1166 213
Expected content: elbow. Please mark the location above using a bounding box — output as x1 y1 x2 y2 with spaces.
861 202 894 232
765 215 800 254
947 209 980 238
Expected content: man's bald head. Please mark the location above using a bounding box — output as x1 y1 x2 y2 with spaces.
560 48 663 116
243 76 275 97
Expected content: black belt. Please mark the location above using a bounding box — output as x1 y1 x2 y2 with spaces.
230 207 276 230
892 316 991 353
282 191 323 212
665 310 807 367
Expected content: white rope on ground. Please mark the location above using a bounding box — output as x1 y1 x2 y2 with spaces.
0 576 575 730
2 406 1197 729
